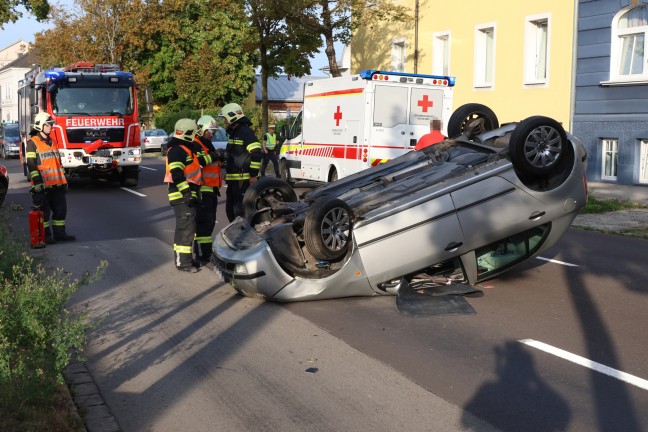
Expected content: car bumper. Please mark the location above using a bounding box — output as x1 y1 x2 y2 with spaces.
213 230 296 299
213 221 377 301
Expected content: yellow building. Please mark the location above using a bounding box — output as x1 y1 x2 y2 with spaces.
351 1 577 128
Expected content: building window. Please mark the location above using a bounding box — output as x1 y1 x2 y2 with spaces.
602 139 618 180
433 31 450 76
640 140 648 184
392 39 406 72
524 15 549 84
609 4 648 83
474 24 495 88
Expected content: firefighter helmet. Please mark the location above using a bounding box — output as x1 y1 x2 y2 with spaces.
219 103 245 124
173 118 198 142
197 115 217 136
33 112 55 132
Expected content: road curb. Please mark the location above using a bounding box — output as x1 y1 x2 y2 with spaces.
65 356 121 432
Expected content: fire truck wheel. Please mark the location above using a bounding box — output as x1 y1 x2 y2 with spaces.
120 168 139 187
304 196 353 261
509 116 569 178
447 103 499 139
242 177 297 219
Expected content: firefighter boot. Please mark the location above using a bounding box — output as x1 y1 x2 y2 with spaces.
45 227 56 245
53 225 76 242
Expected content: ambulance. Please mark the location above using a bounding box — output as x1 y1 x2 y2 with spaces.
278 69 455 183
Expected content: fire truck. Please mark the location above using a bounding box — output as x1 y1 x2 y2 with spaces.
279 70 455 183
17 62 142 186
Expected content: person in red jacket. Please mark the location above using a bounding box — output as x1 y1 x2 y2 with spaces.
415 118 446 151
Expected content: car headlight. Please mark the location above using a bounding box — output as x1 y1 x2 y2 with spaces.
234 264 248 275
128 148 141 156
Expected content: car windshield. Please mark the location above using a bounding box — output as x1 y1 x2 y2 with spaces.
4 125 19 139
52 86 134 116
145 129 167 137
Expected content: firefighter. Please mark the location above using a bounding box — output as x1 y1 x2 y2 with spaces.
260 124 280 177
219 103 262 222
165 118 203 272
192 115 223 267
26 112 75 243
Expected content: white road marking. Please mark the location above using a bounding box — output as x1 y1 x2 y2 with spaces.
536 256 578 267
140 166 157 171
520 339 648 391
120 187 146 197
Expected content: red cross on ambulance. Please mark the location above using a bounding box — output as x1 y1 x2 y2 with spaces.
417 94 433 112
334 106 343 126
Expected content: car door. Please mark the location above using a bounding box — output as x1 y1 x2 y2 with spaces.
354 193 465 288
450 175 547 251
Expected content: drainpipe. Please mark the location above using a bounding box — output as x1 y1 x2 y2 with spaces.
570 0 579 133
414 0 419 73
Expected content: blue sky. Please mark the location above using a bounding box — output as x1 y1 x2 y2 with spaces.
0 7 339 77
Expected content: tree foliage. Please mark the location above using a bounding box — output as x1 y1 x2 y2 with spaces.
246 0 321 130
0 0 49 27
283 0 412 77
32 0 257 114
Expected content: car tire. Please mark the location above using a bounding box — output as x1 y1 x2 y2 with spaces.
0 180 7 207
279 159 294 186
304 196 353 261
328 167 338 183
242 177 297 219
447 103 499 138
508 116 568 177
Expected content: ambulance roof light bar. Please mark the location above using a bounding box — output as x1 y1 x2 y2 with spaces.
359 70 456 87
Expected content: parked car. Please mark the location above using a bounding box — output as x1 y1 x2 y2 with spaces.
140 128 168 152
0 122 21 159
210 126 228 150
0 164 8 207
213 103 588 303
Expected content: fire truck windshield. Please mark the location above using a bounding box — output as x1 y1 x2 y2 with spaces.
52 86 133 116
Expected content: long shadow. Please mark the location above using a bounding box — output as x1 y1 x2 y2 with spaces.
564 248 643 431
462 341 571 431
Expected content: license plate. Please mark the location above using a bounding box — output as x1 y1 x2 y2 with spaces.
90 156 112 165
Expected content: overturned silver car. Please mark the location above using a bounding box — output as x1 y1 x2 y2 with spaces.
213 104 588 303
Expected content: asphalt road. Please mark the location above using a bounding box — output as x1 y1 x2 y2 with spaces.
3 154 648 431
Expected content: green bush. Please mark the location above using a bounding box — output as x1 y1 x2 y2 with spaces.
0 212 104 428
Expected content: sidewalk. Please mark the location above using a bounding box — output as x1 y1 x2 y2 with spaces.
587 181 648 206
573 181 648 232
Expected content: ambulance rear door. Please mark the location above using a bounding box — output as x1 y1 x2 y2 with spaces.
368 81 448 165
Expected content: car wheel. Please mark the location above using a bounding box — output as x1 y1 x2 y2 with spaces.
0 180 7 207
279 159 294 186
508 116 568 177
242 177 297 219
304 196 353 261
447 103 499 138
328 167 338 183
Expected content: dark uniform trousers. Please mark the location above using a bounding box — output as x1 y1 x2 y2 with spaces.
261 150 280 177
172 201 196 268
194 190 218 260
42 186 68 238
225 179 250 222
